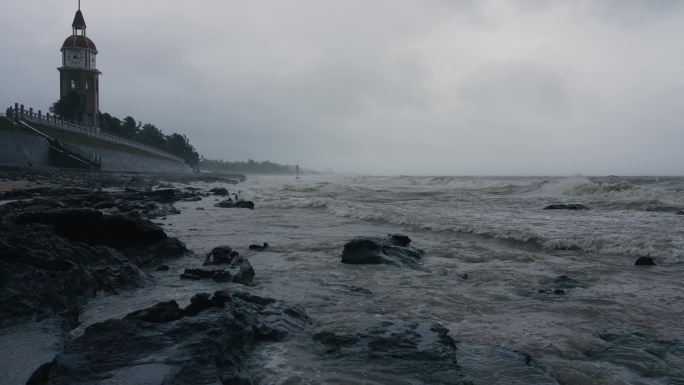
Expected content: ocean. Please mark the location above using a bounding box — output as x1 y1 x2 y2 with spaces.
7 175 683 384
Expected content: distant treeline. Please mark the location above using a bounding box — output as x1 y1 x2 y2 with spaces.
50 92 200 167
200 158 294 174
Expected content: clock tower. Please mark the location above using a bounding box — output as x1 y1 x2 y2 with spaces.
58 5 101 126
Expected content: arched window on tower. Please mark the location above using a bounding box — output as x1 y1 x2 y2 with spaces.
85 80 90 90
71 79 76 89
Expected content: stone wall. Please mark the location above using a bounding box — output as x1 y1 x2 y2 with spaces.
0 125 191 173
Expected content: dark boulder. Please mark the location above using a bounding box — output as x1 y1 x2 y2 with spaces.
181 268 233 283
11 208 187 266
635 257 656 266
209 187 229 196
678 210 684 215
0 224 149 321
585 332 684 381
249 242 270 251
341 234 424 267
216 200 255 209
123 300 183 323
314 321 469 384
388 233 411 246
184 248 255 285
27 292 311 385
553 275 581 289
204 246 240 265
543 204 590 210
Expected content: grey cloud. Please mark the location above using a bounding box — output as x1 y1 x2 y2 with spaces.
1 0 683 175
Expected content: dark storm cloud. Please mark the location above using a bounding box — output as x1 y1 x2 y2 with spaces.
1 0 683 175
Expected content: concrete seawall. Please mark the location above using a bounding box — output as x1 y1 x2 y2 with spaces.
0 126 191 173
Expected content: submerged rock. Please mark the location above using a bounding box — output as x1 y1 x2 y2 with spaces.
209 187 229 196
553 275 581 289
543 204 590 210
341 234 424 267
457 343 560 385
181 246 255 285
634 257 656 266
313 321 470 384
27 291 311 385
585 332 684 382
216 199 255 209
249 242 270 251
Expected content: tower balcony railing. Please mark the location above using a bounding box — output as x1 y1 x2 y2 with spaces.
6 103 185 164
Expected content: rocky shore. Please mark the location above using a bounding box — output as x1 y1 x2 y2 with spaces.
2 167 681 384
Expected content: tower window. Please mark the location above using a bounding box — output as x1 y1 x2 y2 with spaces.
85 80 90 90
71 80 76 89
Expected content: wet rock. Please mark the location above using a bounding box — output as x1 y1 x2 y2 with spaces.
314 321 470 384
209 187 229 196
249 242 270 251
123 300 183 323
204 246 240 265
11 208 187 267
645 205 683 214
536 288 566 295
677 210 684 215
543 204 590 210
553 275 581 289
156 265 170 271
0 224 149 321
585 332 684 382
323 283 373 296
457 344 560 385
27 291 311 385
216 199 255 209
341 235 424 267
634 257 656 266
388 233 411 246
186 247 255 285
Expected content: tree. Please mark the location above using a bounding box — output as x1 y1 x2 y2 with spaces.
50 91 84 122
121 116 139 138
137 123 166 148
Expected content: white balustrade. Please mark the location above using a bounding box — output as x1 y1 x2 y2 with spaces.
7 104 185 163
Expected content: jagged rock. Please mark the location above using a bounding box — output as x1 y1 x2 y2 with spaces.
249 242 269 251
27 292 311 385
209 187 229 196
313 321 469 384
0 224 149 321
677 210 684 215
183 250 254 285
388 233 411 246
10 208 187 266
585 332 684 382
123 300 183 323
204 246 240 265
155 265 170 271
202 246 255 284
635 257 656 266
341 234 424 267
553 275 581 289
216 200 255 209
543 204 590 210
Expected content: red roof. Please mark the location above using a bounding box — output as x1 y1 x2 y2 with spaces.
62 35 97 51
72 10 86 29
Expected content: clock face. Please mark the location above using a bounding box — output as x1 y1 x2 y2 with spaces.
65 49 85 67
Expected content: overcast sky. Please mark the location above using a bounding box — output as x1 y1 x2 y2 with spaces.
1 0 683 175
